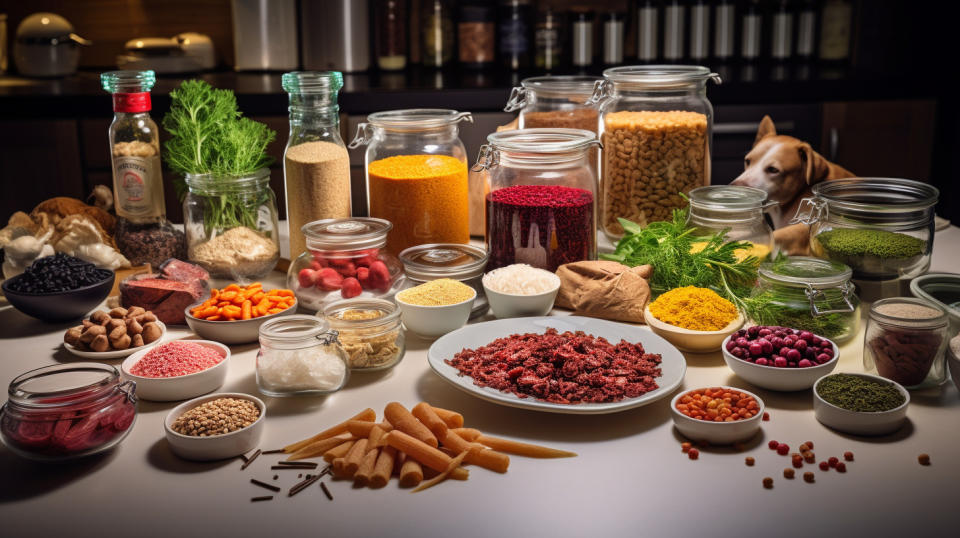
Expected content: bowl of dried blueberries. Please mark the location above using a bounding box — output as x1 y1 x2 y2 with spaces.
2 254 114 322
722 325 839 391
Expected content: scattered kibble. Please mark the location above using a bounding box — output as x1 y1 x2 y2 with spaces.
803 472 815 483
843 451 854 461
688 448 700 460
745 457 755 466
762 477 774 489
776 443 790 456
828 456 839 468
799 443 809 451
805 441 814 449
681 442 692 453
804 453 816 464
273 475 278 480
768 440 779 450
918 454 931 465
836 462 847 473
819 461 830 471
783 468 795 479
762 411 770 421
792 458 804 469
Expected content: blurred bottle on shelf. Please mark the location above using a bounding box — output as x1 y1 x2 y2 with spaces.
603 12 625 66
375 0 407 71
571 10 594 68
499 0 533 70
422 0 454 68
819 0 852 63
459 2 496 69
535 7 563 71
796 0 818 60
300 0 369 72
713 0 736 62
662 0 685 61
688 0 710 62
740 0 763 62
770 0 794 62
636 0 659 62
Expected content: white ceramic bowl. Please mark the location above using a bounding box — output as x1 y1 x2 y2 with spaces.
813 373 909 436
184 299 297 345
721 334 839 391
483 275 560 319
670 386 765 444
121 340 230 401
163 392 266 461
948 335 960 394
644 305 745 353
395 287 476 338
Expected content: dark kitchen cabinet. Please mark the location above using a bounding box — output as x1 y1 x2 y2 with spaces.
0 120 85 216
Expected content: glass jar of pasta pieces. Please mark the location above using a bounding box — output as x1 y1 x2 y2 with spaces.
686 185 775 261
399 243 489 319
349 109 473 254
323 298 405 371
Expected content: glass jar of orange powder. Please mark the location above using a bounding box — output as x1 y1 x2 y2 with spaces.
349 109 473 253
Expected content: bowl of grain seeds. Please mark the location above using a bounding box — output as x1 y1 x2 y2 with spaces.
163 392 265 461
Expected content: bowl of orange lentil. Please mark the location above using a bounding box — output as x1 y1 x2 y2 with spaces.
184 283 298 344
670 386 765 444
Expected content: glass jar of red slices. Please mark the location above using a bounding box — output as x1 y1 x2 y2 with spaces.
0 363 137 461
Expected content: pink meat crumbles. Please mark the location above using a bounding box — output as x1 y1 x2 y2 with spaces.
445 328 662 404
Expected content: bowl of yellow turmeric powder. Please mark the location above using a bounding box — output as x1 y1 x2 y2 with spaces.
643 286 745 353
395 278 476 338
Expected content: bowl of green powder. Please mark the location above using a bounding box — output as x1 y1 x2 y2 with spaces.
813 373 909 436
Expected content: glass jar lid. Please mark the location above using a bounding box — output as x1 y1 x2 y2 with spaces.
259 314 337 347
101 70 156 93
811 178 939 213
504 76 601 112
759 256 852 288
689 185 770 212
367 109 473 130
399 243 489 281
282 71 344 95
8 363 120 408
869 297 948 330
474 129 600 170
602 65 721 87
323 298 401 333
302 218 392 251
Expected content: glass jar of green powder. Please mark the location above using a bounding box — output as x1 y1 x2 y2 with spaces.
863 297 949 389
792 178 938 281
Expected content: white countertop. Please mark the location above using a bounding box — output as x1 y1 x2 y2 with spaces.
1 227 958 538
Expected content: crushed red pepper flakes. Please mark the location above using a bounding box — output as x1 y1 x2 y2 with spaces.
918 454 931 465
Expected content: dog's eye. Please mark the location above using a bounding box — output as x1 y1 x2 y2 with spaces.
765 166 780 175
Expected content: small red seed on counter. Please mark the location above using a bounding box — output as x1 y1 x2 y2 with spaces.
828 456 839 468
803 472 815 483
745 457 755 466
762 477 774 489
784 468 795 479
768 440 779 450
762 412 770 421
819 461 830 471
688 448 700 460
805 441 814 449
843 451 854 461
836 462 847 473
777 443 790 455
918 454 931 465
681 442 692 453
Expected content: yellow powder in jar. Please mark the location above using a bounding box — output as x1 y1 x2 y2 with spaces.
396 278 475 306
690 241 772 262
649 286 739 331
368 154 470 253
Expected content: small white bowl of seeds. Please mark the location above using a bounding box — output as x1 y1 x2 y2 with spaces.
163 392 265 461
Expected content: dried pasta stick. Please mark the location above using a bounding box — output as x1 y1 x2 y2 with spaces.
284 408 376 453
385 402 438 448
370 446 396 489
399 458 423 487
343 439 369 477
285 433 354 461
451 427 482 441
332 457 348 477
412 403 449 438
442 430 509 473
430 406 464 428
475 434 577 458
354 447 380 486
385 430 468 480
412 450 470 493
323 440 354 463
346 420 394 438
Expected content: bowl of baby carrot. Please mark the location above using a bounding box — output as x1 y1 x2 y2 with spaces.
185 282 298 344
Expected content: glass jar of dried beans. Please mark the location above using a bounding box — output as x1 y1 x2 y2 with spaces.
473 128 600 272
588 65 721 239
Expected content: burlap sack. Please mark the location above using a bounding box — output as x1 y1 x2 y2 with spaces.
555 261 654 323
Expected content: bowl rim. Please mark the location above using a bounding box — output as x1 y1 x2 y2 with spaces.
720 332 839 371
395 285 478 309
163 392 266 441
644 304 745 336
1 271 114 296
670 385 766 427
812 372 910 415
121 339 230 382
183 296 297 324
481 270 561 298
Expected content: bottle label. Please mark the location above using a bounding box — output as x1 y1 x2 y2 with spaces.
500 19 529 54
113 92 152 113
112 155 165 220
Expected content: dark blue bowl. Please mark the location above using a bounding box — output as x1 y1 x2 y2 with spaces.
2 272 115 322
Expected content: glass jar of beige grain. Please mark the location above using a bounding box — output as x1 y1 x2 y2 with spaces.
323 298 405 371
282 71 351 260
588 65 721 239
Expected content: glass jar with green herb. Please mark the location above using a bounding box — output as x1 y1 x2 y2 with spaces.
743 256 860 343
183 169 280 280
793 178 938 281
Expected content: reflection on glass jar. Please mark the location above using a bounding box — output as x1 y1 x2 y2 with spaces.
863 297 949 389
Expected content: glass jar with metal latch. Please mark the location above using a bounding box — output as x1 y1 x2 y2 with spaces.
746 256 860 344
505 76 601 131
473 128 600 273
791 178 938 282
399 243 489 318
256 315 350 397
349 109 473 254
686 185 775 261
587 65 721 239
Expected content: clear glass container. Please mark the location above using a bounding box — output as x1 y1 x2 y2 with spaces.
687 185 775 261
102 70 186 266
399 243 489 318
748 256 860 344
0 363 136 461
349 109 473 254
183 168 280 280
473 128 600 272
323 298 405 371
256 315 350 396
282 71 351 261
287 218 405 313
505 76 601 131
793 178 939 281
588 65 721 239
863 297 948 389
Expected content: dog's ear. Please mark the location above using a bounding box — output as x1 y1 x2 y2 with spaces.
799 143 829 185
754 115 777 146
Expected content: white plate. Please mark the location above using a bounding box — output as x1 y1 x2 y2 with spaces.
427 316 686 415
63 322 167 359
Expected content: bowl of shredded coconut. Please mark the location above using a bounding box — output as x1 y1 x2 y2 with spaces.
482 264 561 319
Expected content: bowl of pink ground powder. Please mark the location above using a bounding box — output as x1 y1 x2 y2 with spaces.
121 340 230 401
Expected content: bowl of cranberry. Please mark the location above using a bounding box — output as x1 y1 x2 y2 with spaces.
721 325 839 391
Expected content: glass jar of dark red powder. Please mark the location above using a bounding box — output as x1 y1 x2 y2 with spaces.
474 128 600 272
0 363 137 461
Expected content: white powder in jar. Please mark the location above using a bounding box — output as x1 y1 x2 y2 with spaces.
257 346 347 392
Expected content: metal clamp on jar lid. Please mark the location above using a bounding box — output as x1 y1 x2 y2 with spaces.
349 109 474 146
302 218 391 251
504 76 601 112
758 256 857 316
473 128 601 170
587 65 721 104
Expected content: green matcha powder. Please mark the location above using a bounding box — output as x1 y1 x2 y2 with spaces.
816 373 906 412
817 228 925 259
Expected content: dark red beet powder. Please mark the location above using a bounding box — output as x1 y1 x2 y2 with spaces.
485 185 594 272
445 328 662 404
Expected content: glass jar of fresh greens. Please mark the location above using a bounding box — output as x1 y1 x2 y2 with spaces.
792 178 938 281
744 256 860 343
183 169 280 280
686 185 775 261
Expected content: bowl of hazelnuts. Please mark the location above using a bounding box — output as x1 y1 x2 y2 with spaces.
62 307 166 359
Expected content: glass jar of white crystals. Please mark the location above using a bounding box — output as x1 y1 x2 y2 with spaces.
256 315 350 397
